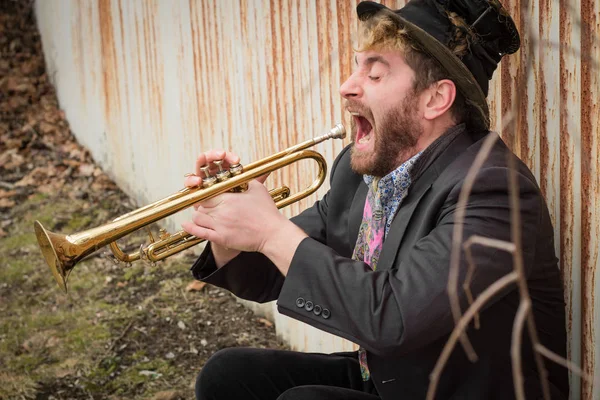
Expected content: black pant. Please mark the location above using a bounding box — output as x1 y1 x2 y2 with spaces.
195 347 381 400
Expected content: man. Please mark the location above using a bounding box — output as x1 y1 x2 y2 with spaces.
182 1 568 399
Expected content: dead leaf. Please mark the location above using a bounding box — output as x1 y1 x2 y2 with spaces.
55 358 78 378
0 198 15 208
0 189 17 199
117 281 128 288
46 336 60 348
258 318 273 328
78 163 95 177
150 391 183 400
22 330 58 352
186 281 207 292
37 120 57 135
0 228 7 238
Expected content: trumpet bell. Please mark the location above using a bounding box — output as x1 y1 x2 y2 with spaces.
34 221 68 292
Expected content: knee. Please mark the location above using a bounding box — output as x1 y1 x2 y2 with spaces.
195 348 257 400
195 348 236 400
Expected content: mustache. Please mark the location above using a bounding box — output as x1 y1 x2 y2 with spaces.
345 100 374 142
344 100 373 119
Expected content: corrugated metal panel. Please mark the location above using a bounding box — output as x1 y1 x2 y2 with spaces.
34 0 598 396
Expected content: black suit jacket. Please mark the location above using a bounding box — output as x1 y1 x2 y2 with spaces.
192 127 568 399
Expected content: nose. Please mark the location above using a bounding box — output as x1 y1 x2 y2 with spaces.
339 73 363 99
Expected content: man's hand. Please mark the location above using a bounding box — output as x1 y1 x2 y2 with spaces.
183 149 275 268
182 179 287 253
182 147 308 275
184 149 243 267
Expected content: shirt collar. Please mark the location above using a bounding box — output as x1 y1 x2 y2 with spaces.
363 151 422 189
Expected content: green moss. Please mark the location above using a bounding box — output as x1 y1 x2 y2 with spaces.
0 232 35 252
67 214 94 231
123 264 144 281
0 258 34 284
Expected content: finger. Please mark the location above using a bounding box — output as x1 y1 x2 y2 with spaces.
224 151 241 166
196 150 226 177
185 175 202 188
191 210 216 230
181 221 219 243
195 153 208 177
199 193 227 210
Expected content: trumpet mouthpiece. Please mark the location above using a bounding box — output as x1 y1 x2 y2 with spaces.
329 124 346 139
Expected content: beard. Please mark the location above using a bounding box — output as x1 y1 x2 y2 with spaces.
349 93 421 177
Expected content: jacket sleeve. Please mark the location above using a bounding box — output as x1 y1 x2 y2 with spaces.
189 145 352 302
276 166 542 356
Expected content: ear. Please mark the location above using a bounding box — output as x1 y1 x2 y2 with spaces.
422 79 456 121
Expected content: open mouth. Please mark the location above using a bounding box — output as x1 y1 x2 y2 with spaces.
351 113 373 148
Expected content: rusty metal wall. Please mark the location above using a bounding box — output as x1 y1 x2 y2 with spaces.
34 0 598 397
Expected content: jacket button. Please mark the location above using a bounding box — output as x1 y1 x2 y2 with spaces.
305 301 314 312
322 308 330 319
296 297 305 308
313 305 322 316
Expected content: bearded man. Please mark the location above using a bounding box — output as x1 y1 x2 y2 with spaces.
182 1 568 399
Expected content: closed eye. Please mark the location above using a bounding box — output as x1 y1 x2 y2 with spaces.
368 76 381 82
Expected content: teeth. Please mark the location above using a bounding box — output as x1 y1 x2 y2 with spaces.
350 112 361 116
358 133 370 143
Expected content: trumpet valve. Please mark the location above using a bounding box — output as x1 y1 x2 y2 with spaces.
227 163 248 192
213 160 231 182
200 165 217 188
229 163 243 176
159 228 170 240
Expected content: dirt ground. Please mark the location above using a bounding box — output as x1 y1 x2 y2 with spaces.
0 1 287 399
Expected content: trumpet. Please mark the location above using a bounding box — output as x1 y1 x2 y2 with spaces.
34 124 346 293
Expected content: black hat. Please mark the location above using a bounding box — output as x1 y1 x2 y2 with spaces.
356 0 520 128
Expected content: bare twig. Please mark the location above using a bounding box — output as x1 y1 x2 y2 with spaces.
535 344 592 383
427 271 519 400
447 132 500 362
107 320 134 353
463 236 516 329
511 299 532 400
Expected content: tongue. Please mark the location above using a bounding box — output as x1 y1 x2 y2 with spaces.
358 117 372 140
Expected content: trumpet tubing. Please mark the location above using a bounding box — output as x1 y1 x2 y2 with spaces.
35 124 346 293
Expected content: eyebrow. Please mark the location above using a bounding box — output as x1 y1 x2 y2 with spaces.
354 55 391 68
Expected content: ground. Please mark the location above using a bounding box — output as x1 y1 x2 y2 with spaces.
0 2 287 399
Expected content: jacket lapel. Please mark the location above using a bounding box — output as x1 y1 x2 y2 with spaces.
348 181 368 250
376 177 432 270
376 129 479 271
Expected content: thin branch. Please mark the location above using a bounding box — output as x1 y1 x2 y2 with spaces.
463 236 516 329
447 132 500 362
535 344 592 383
511 299 532 400
427 271 519 400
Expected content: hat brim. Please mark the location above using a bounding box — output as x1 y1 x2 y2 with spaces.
357 3 490 128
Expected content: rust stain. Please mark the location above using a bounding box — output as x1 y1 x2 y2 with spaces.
538 0 550 197
98 0 114 118
149 1 163 136
190 0 208 151
580 0 597 395
558 0 576 363
134 9 145 129
72 4 86 101
517 1 530 166
116 0 132 135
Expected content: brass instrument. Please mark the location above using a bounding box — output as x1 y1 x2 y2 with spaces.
34 124 346 293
